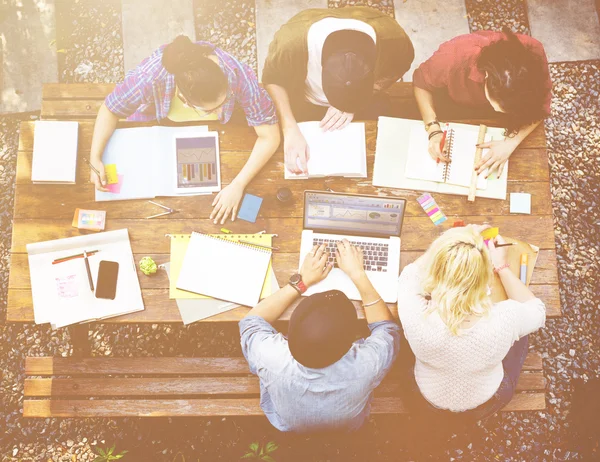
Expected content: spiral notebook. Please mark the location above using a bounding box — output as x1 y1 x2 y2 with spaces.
176 232 272 307
373 117 508 200
404 124 488 189
168 233 275 300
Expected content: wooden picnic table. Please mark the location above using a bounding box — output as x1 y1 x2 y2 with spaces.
7 83 561 325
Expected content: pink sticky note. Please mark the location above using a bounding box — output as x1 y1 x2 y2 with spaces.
107 174 124 194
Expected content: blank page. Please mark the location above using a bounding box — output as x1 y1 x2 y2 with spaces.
176 232 272 307
286 122 366 178
31 121 78 183
404 124 445 183
446 129 488 189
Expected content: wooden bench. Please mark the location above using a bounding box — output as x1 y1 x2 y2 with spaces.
11 83 558 417
23 354 546 417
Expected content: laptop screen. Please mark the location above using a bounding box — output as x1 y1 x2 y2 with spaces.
304 191 406 238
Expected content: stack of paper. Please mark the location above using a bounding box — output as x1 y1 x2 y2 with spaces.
27 229 144 328
285 122 367 179
31 121 79 184
96 125 221 201
167 233 278 324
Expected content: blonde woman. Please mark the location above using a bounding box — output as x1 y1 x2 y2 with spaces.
397 225 546 421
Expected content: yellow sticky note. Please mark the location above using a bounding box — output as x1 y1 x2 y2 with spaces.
481 227 499 240
105 164 118 185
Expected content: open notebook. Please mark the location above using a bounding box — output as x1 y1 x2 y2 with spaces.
373 117 508 200
405 124 488 189
176 232 272 307
285 122 367 179
95 126 221 201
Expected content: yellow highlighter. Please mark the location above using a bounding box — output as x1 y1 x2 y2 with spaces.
520 253 528 284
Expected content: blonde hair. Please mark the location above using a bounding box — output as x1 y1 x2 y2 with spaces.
421 226 493 335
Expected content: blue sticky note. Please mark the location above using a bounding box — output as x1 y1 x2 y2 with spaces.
237 193 263 223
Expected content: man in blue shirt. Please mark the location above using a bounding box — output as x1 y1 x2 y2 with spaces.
239 240 400 431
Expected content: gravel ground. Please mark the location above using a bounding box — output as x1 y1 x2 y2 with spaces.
2 1 600 460
328 0 395 17
194 0 258 74
465 0 531 34
55 0 124 83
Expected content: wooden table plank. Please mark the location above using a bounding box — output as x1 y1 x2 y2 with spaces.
24 353 543 376
22 391 545 417
7 282 561 323
8 250 559 290
24 371 545 398
9 216 557 254
15 147 550 187
13 181 554 219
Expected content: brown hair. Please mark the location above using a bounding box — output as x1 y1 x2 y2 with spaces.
162 35 228 105
478 29 547 134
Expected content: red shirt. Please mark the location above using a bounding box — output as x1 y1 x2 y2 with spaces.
413 31 552 116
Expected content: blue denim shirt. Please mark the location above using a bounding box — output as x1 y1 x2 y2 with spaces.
239 315 400 432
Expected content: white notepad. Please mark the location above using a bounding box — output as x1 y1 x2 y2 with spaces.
176 232 272 307
31 121 79 184
285 122 367 179
404 124 488 189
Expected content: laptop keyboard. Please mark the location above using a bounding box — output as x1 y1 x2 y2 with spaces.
312 238 389 272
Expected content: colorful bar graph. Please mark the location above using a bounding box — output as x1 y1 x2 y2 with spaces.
417 193 447 226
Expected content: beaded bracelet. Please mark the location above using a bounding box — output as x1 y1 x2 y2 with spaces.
494 263 510 274
428 130 443 140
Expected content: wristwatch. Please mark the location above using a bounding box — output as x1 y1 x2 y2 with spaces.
288 273 307 295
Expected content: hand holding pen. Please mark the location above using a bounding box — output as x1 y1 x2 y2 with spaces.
86 158 109 192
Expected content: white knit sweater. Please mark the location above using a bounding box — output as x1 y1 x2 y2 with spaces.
397 263 546 412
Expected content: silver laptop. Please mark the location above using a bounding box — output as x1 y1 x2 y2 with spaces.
299 191 406 303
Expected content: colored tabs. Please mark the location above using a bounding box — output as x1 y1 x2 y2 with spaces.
104 164 118 185
417 193 447 226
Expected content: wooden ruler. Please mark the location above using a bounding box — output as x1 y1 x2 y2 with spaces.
468 124 488 202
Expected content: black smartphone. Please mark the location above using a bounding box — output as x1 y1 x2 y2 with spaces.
96 260 119 300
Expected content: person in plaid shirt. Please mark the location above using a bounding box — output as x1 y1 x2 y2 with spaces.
89 35 279 223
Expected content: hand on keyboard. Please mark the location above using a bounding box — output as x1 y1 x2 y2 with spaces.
300 244 334 287
334 239 367 282
312 238 389 273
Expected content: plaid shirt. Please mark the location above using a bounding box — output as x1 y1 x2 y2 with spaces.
105 41 277 126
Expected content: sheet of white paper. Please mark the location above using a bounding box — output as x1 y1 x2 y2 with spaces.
95 125 209 201
27 229 144 328
31 121 79 183
510 193 531 214
161 263 238 325
286 122 367 179
404 124 446 183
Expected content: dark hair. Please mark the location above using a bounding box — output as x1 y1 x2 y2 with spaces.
162 35 228 105
477 28 547 134
288 290 358 369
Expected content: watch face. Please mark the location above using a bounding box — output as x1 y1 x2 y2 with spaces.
289 273 301 284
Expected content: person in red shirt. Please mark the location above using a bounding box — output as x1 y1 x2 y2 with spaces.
413 29 552 177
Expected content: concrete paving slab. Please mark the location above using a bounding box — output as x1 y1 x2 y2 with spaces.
394 0 470 82
255 0 327 80
121 0 195 72
528 0 600 62
0 0 58 114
